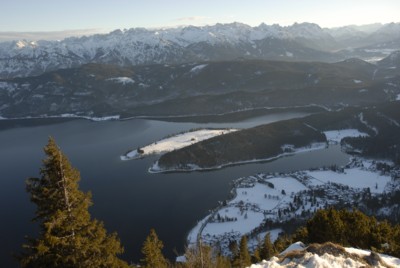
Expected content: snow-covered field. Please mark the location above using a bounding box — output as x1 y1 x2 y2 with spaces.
121 128 237 160
306 168 390 194
106 77 135 85
190 64 208 73
323 129 369 144
249 242 400 268
188 158 394 254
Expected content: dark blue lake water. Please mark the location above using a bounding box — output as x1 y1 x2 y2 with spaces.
0 112 349 266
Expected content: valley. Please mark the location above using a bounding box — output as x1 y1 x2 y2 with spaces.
1 19 399 267
0 55 399 119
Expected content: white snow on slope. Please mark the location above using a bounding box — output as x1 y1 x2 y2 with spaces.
249 243 400 268
285 51 293 57
121 128 237 160
202 209 265 240
323 129 369 143
0 22 339 78
345 248 400 267
358 113 378 135
280 242 306 255
106 77 135 85
353 79 362 84
188 176 307 247
188 177 307 244
190 64 208 73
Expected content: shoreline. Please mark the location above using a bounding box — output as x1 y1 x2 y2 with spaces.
186 156 396 254
0 104 328 123
149 142 328 174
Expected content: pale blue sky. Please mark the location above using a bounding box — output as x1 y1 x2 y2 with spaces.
2 0 399 33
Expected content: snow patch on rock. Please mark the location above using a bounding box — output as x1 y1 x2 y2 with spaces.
249 243 400 268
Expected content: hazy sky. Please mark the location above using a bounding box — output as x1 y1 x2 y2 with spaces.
1 0 399 36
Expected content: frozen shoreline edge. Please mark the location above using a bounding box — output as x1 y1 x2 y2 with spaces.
148 142 328 174
0 104 329 122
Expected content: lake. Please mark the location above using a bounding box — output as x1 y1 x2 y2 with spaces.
0 111 350 266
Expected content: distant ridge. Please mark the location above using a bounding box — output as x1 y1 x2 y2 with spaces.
1 22 399 78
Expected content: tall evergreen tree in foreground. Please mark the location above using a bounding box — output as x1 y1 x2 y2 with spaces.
19 137 128 268
259 232 276 261
141 229 168 268
232 236 251 268
180 242 230 268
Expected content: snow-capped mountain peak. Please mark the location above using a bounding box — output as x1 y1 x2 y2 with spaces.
0 22 399 78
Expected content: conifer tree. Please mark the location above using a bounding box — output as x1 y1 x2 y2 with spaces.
273 233 292 253
228 239 238 258
251 246 261 264
19 137 128 268
232 236 251 267
306 208 345 244
181 243 230 268
259 232 276 261
141 228 168 268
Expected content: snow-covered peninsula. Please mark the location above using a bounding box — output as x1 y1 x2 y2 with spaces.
187 157 398 255
120 128 238 160
150 142 327 173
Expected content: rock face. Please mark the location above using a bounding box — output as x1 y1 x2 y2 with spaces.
1 22 400 79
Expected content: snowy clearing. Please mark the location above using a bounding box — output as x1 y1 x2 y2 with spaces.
306 168 391 194
190 64 208 73
106 77 135 85
323 129 369 143
121 128 237 160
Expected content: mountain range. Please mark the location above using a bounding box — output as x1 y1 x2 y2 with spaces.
1 22 400 79
0 52 399 119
